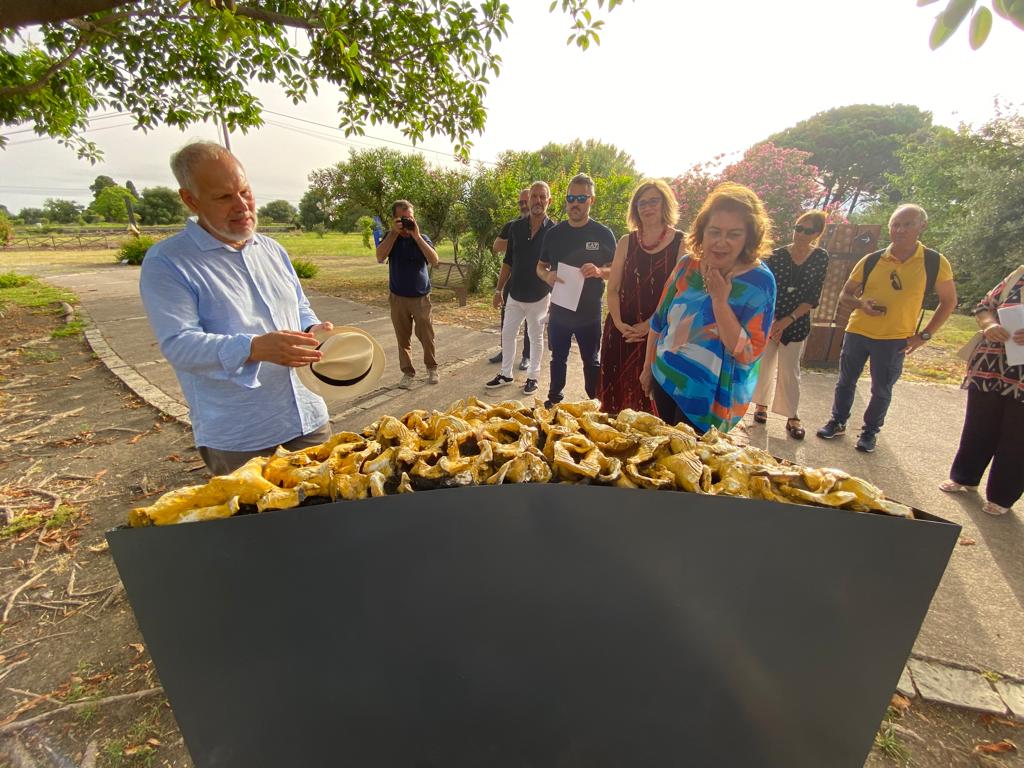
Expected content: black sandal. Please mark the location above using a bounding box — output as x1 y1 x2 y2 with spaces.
786 418 806 440
753 407 768 424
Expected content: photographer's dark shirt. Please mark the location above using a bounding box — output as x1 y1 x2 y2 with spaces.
504 216 555 303
386 233 433 297
540 219 616 325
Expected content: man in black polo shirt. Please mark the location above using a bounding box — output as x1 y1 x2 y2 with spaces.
375 199 440 388
488 188 531 369
537 173 616 407
485 181 555 395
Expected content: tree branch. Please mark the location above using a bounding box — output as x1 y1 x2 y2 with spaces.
233 4 323 30
0 33 95 98
0 0 138 30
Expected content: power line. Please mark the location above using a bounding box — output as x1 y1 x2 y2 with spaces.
5 121 138 146
261 109 497 167
0 112 132 140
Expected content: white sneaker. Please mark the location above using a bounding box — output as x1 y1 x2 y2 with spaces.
428 369 440 385
398 373 415 389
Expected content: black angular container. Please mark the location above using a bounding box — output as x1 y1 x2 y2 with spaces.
107 484 959 768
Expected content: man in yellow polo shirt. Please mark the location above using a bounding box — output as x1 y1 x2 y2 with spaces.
816 204 957 452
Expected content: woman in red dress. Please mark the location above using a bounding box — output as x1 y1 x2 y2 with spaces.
598 179 683 415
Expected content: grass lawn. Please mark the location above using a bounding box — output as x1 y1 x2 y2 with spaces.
1 233 979 384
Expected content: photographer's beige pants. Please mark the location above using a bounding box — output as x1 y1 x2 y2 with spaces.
389 293 437 375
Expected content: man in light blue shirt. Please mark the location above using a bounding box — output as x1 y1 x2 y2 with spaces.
140 141 333 474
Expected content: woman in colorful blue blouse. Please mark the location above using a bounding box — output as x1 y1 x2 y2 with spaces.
640 183 776 434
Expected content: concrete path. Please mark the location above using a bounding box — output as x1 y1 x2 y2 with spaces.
47 266 1024 694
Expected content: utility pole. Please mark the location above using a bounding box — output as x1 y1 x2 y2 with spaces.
220 117 231 151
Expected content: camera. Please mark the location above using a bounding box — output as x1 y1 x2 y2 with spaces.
400 216 415 230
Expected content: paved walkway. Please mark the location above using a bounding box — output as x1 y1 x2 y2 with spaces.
46 266 1024 717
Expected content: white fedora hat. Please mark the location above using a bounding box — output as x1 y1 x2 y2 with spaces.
297 326 385 398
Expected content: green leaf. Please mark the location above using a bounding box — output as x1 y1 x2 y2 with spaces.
969 6 992 47
917 0 941 4
941 0 976 31
929 15 956 47
993 0 1011 18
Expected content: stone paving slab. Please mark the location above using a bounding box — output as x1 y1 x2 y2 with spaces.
994 678 1024 721
907 658 1006 714
896 666 915 699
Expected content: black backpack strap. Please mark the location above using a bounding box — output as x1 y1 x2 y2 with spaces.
923 247 940 295
915 247 942 334
858 249 885 293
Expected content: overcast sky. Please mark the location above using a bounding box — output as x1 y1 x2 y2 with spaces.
1 0 1022 214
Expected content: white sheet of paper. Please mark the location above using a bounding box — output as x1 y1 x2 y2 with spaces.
998 305 1024 366
550 263 585 312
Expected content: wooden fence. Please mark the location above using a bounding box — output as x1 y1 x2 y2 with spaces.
2 225 296 251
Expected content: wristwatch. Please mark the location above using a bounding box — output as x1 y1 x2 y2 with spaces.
920 331 932 341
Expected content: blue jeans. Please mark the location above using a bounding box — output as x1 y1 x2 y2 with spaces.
547 314 601 404
830 332 907 434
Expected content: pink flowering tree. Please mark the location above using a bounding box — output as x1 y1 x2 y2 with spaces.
720 142 824 240
669 143 826 242
668 159 720 233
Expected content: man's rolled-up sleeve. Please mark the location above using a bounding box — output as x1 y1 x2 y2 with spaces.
140 252 262 389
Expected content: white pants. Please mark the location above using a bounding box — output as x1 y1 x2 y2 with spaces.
752 338 806 418
502 296 549 380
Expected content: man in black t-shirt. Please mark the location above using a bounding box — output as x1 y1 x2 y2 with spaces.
485 181 555 395
537 173 616 407
488 188 531 368
375 199 440 389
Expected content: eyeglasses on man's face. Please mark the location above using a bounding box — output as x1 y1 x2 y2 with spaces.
636 197 661 209
793 225 821 235
565 194 590 204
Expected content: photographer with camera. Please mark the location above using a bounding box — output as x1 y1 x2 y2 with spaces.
376 200 441 388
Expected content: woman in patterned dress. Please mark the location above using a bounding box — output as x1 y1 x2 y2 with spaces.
940 266 1024 516
598 179 683 415
750 210 830 439
640 183 776 435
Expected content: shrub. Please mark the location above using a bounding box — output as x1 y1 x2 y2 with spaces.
119 236 156 266
0 212 13 244
356 215 374 249
291 258 319 279
0 271 32 288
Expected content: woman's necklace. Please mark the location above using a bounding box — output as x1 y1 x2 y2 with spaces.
789 243 813 265
640 225 668 250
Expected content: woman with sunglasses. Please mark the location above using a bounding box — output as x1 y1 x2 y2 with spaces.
598 179 683 415
750 210 830 439
640 183 776 434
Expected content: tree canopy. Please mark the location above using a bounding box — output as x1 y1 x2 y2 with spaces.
887 102 1024 304
1 0 625 162
769 104 933 215
257 199 298 224
133 186 187 224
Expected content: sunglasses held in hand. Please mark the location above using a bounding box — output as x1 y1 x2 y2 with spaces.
565 194 590 203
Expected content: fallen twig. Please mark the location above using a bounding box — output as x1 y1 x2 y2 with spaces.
95 583 123 614
0 687 163 735
91 427 142 436
0 631 74 658
8 408 85 440
1 565 54 623
25 488 61 510
0 658 29 683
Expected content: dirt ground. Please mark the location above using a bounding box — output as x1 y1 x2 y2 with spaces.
0 301 1020 768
